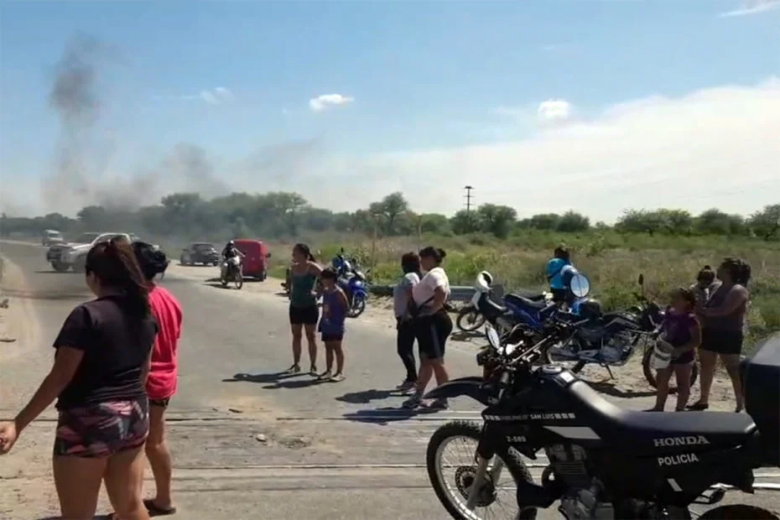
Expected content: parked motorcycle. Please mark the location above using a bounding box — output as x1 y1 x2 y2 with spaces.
424 322 780 520
220 256 244 290
544 274 698 391
457 271 589 338
340 268 370 318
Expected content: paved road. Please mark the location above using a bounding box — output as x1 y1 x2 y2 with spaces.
1 241 777 519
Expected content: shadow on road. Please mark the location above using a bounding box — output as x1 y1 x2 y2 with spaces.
336 388 401 404
450 330 483 343
223 371 301 384
585 379 657 398
342 406 444 426
33 270 75 275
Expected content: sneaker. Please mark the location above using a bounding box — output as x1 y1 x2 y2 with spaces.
396 380 416 392
402 394 423 410
426 398 449 411
329 373 346 382
317 371 332 381
283 364 301 375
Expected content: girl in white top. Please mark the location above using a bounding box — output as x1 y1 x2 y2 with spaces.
403 247 453 410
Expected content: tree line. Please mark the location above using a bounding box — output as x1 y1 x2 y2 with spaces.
1 191 779 243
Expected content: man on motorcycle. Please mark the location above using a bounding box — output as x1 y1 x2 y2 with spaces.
222 241 245 276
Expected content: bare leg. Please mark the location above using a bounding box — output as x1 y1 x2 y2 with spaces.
145 405 174 510
674 364 693 411
722 354 744 411
415 360 434 395
304 323 318 370
696 349 717 406
333 341 345 375
290 323 303 366
53 455 106 519
430 358 449 386
103 446 150 520
652 366 673 411
325 344 334 373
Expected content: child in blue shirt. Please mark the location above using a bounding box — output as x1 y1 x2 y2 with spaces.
317 267 349 382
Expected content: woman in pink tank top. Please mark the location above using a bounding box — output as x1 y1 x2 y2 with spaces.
133 242 182 516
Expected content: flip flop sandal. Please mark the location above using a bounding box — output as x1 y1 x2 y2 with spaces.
144 499 177 516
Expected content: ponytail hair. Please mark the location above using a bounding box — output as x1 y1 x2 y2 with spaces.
86 239 151 319
294 243 316 263
419 246 446 265
697 265 715 285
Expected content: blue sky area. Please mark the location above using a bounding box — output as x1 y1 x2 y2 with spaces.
1 0 779 218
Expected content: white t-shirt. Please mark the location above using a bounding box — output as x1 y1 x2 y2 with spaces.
412 267 450 315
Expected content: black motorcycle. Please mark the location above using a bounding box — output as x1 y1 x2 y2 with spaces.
423 320 780 520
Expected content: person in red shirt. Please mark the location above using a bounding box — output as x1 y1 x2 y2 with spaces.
133 242 182 517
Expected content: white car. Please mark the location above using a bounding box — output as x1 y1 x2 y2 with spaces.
46 232 146 272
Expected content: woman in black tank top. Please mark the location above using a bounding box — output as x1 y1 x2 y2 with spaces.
689 258 751 412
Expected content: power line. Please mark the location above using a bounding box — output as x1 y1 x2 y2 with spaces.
464 185 474 214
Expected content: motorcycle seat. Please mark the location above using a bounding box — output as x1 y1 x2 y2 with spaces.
478 294 507 316
563 379 756 453
505 293 548 311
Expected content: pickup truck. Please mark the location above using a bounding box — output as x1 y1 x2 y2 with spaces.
46 232 143 272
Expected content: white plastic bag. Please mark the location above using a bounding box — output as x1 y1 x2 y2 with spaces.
650 339 674 370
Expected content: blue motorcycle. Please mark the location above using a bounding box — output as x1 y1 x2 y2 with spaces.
332 250 370 318
458 271 590 336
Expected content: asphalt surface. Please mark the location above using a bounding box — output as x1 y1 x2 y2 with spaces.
0 241 778 520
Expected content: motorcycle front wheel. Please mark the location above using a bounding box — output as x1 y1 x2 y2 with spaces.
641 349 699 394
456 307 486 332
697 505 779 520
234 272 244 290
427 421 537 520
347 294 366 318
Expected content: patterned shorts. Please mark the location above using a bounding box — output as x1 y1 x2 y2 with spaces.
54 399 149 458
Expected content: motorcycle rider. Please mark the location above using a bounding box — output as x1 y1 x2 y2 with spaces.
221 240 245 277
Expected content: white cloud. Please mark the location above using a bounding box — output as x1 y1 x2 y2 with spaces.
720 0 780 17
309 93 354 112
294 78 780 222
179 87 235 105
537 99 573 122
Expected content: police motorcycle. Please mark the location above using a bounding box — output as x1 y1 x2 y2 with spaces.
423 319 780 520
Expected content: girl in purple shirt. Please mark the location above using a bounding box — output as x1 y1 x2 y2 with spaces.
649 288 701 412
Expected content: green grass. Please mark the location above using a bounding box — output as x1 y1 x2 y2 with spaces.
265 230 780 351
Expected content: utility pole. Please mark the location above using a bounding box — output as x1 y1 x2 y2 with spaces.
464 186 475 214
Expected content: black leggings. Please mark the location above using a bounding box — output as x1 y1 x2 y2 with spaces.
396 319 417 382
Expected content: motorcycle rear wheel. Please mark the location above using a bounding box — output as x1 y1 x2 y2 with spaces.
427 421 537 520
642 349 699 394
697 505 779 520
456 307 486 332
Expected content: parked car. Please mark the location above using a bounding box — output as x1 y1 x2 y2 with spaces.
42 229 64 247
180 243 220 266
234 239 271 280
46 232 146 272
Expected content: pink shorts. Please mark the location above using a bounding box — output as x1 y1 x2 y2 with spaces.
54 400 149 458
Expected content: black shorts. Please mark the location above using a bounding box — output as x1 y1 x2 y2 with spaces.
701 328 743 356
149 397 171 408
289 304 319 325
670 349 695 365
414 311 453 361
322 332 344 343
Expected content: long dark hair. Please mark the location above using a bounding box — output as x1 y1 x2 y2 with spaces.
132 241 170 281
419 246 446 265
720 258 751 287
401 252 421 276
293 243 316 262
86 239 150 319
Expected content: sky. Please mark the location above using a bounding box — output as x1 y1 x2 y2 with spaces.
0 0 779 222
